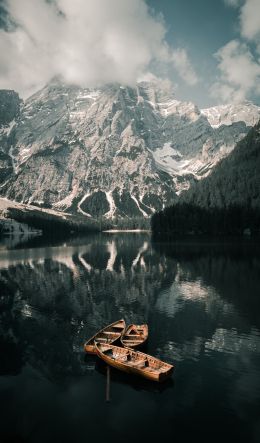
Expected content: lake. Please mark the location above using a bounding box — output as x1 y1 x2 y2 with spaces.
0 233 260 443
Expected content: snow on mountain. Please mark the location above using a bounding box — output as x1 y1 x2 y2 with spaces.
0 80 259 219
151 143 189 176
201 102 260 128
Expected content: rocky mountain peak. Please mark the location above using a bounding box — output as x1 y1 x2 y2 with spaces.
0 81 259 220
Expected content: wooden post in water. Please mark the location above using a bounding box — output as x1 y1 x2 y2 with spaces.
106 365 110 402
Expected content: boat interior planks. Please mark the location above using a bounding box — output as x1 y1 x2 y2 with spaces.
84 319 126 354
121 324 148 348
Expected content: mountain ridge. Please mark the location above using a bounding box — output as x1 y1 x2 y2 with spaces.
180 120 260 209
151 121 260 237
0 80 259 219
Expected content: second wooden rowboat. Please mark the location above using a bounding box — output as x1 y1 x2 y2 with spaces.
84 319 126 354
95 343 174 382
120 324 148 348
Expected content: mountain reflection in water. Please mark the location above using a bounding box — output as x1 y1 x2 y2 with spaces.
0 234 260 443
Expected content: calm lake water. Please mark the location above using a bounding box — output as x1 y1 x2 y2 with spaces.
0 233 260 443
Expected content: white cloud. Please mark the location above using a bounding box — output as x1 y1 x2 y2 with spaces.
224 0 242 7
240 0 260 41
211 39 260 102
213 0 260 103
0 0 198 97
224 0 260 43
171 48 198 86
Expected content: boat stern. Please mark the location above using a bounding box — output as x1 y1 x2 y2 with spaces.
158 365 174 382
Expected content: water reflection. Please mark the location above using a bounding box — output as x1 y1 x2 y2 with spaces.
0 234 260 442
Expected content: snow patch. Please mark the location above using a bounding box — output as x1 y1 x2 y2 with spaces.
104 191 116 218
54 185 79 211
151 142 217 178
139 195 156 213
131 194 148 218
201 102 260 128
78 90 101 100
19 147 31 162
158 100 199 121
77 193 92 217
151 143 191 176
9 146 19 174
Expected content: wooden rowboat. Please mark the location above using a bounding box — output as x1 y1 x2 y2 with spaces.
84 319 126 354
120 324 148 348
95 343 174 382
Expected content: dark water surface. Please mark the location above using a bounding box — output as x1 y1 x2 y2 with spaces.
0 233 260 443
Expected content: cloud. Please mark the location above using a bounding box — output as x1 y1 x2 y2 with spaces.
224 0 260 43
171 48 198 86
211 39 260 102
240 0 260 41
224 0 242 7
213 0 260 103
0 0 198 97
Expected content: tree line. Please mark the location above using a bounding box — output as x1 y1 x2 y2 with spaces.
151 202 260 238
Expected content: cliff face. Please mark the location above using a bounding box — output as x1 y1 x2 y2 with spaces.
0 80 259 219
0 90 21 184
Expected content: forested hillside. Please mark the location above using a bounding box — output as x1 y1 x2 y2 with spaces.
181 121 260 209
152 121 260 237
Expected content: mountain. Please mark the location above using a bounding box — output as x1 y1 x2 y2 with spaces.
201 102 260 128
0 90 21 126
0 79 259 219
151 122 260 237
180 121 260 209
0 90 21 185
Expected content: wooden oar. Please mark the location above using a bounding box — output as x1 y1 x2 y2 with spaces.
106 365 110 402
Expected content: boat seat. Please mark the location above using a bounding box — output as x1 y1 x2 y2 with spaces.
124 336 142 340
103 331 117 335
124 341 142 344
130 359 146 368
113 352 128 362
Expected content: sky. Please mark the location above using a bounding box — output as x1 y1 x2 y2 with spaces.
0 0 260 107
